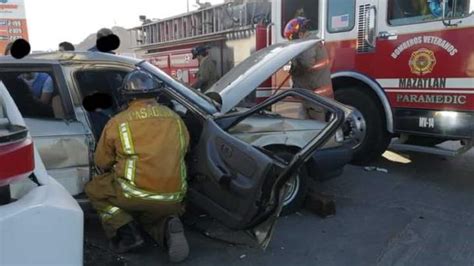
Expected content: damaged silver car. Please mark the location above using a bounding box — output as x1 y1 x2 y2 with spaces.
0 39 357 246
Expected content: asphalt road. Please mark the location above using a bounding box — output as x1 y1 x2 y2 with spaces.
84 146 474 266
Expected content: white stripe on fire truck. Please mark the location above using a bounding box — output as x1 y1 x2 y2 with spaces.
376 78 474 89
385 89 474 94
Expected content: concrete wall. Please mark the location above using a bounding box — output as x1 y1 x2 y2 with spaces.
225 35 256 66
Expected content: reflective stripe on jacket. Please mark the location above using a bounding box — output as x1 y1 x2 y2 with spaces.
95 99 190 202
290 38 334 98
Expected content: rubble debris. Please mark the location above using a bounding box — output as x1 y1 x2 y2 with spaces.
364 166 389 173
305 190 336 218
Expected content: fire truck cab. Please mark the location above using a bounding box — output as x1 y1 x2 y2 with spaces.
131 0 473 163
273 0 474 163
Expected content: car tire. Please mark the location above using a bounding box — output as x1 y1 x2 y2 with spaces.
335 88 391 165
270 148 309 216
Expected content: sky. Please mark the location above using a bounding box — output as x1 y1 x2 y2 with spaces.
23 0 224 51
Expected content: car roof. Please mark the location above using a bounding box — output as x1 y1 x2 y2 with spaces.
0 51 143 66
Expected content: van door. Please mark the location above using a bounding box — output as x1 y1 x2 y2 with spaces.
0 65 92 196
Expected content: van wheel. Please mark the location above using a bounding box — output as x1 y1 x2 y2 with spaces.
270 148 309 216
335 88 391 165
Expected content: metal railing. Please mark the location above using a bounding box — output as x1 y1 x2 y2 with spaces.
129 1 271 48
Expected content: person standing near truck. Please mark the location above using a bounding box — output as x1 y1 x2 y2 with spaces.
284 17 333 99
283 17 333 120
190 45 219 93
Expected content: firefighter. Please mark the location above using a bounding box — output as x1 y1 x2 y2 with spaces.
85 70 190 263
284 17 333 120
190 45 219 93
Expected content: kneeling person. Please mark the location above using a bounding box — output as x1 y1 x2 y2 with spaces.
86 70 190 262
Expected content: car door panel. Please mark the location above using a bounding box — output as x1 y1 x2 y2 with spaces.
189 89 350 247
23 118 91 195
219 89 349 217
188 119 276 229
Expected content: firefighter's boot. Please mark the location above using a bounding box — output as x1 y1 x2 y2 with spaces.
110 222 145 253
166 216 189 263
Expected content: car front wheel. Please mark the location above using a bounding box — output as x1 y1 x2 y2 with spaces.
270 148 309 216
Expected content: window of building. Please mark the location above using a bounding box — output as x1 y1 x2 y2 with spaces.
388 0 472 26
327 0 356 33
281 0 319 37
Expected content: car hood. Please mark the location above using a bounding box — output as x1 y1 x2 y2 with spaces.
206 39 321 114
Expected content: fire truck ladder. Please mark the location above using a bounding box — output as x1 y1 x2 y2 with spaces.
129 1 271 49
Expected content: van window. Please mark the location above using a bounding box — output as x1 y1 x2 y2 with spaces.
388 0 472 26
74 69 128 139
74 70 127 101
0 71 62 119
327 0 356 33
281 0 319 37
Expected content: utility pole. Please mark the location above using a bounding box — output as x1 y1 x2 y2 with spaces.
187 0 190 12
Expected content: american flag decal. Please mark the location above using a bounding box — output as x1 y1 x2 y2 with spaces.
332 14 350 29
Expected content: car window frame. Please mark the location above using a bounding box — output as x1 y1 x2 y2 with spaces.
70 63 132 106
140 61 219 118
69 62 209 132
0 63 76 121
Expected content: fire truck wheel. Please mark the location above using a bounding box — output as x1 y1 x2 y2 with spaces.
335 88 391 165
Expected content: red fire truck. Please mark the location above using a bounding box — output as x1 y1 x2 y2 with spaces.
130 0 474 163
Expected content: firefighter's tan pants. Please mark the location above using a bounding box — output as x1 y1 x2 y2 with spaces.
85 172 184 246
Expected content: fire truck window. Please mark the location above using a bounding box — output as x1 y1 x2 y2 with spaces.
281 0 319 37
327 0 356 33
388 0 471 26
